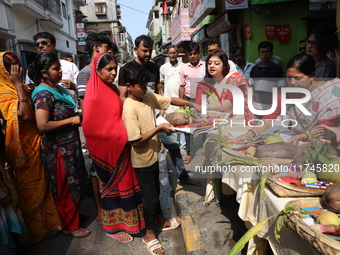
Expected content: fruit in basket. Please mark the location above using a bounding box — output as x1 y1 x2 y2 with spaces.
255 142 298 159
317 211 340 225
310 224 340 233
317 155 340 183
165 112 189 126
300 171 318 184
246 146 256 157
264 134 284 145
322 182 340 213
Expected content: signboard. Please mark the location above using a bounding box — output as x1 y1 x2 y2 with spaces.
192 25 208 43
223 0 248 11
206 13 234 37
189 0 215 28
308 0 336 11
76 23 86 46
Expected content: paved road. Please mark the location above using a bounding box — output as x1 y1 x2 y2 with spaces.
25 129 186 255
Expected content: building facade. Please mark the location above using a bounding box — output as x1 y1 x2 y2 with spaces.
0 0 85 70
80 0 133 63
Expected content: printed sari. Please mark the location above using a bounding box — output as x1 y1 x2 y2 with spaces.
0 52 61 244
287 78 340 133
195 71 254 123
82 53 145 234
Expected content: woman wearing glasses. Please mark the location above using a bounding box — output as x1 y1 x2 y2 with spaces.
235 54 340 147
306 24 338 80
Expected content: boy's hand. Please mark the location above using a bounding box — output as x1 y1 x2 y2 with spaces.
159 123 176 133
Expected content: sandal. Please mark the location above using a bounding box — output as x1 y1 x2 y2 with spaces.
107 232 133 243
63 228 91 238
157 217 181 231
142 237 165 255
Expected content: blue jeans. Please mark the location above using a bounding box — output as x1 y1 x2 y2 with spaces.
159 131 190 183
179 132 186 150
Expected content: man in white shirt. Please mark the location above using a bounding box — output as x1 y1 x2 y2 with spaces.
160 45 183 113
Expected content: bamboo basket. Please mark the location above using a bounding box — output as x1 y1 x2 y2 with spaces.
256 158 325 197
284 198 340 255
266 176 325 197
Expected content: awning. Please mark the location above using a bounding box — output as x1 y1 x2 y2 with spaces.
171 8 199 46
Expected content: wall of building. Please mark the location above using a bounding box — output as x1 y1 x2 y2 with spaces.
81 0 118 22
242 1 307 69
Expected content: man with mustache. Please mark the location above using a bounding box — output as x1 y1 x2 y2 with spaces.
118 35 160 100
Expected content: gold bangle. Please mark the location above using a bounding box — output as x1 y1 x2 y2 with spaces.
70 117 74 126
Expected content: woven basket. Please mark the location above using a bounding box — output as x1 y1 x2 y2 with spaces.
266 176 325 197
284 199 340 255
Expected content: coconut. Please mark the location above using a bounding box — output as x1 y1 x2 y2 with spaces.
322 182 340 213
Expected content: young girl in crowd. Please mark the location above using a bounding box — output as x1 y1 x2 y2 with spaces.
0 52 61 250
29 52 90 238
82 53 145 243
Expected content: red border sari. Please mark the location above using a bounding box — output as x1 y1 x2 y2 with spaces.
82 53 145 234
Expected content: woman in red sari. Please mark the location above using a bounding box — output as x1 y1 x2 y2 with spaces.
195 49 253 123
82 53 145 243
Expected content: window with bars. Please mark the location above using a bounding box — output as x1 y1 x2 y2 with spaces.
95 2 107 15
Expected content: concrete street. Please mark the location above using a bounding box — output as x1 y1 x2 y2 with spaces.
24 129 251 255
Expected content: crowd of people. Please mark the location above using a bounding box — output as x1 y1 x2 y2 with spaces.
0 21 339 255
